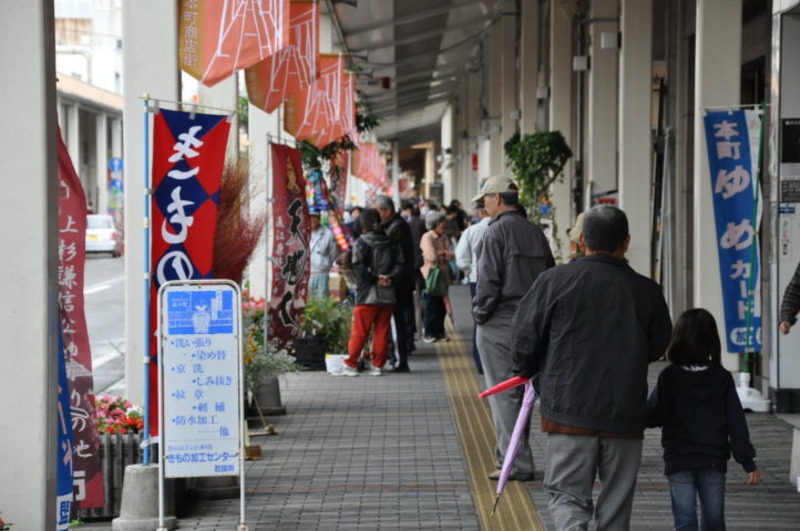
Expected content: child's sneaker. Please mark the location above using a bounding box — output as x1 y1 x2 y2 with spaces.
369 365 383 376
333 365 358 377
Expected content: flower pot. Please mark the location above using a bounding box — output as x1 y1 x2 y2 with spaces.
294 336 327 370
250 375 287 416
73 433 144 519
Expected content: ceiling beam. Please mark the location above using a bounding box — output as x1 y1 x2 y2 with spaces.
371 91 455 114
365 79 461 103
344 0 489 37
355 14 495 53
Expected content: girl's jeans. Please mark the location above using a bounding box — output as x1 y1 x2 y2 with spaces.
668 468 726 531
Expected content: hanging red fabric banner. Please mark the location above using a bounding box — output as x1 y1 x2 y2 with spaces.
245 0 319 114
148 108 232 433
180 0 290 87
269 143 311 347
57 125 104 509
284 54 344 148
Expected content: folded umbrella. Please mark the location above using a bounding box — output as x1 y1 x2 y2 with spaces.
479 376 537 517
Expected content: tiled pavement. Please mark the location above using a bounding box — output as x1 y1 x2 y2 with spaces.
84 285 800 530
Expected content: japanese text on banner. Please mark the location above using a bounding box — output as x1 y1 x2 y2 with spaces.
702 109 763 352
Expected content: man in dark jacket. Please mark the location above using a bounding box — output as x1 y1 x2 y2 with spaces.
375 195 415 372
337 209 403 377
511 205 672 530
472 175 555 482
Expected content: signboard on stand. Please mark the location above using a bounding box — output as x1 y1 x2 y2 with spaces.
159 280 243 478
157 279 247 527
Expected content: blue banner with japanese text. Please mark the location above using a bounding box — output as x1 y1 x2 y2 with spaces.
703 109 763 353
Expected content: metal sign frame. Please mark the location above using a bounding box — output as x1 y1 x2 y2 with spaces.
157 279 247 530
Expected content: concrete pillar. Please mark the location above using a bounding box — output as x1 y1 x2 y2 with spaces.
618 0 653 276
198 75 239 161
111 117 122 153
694 0 742 366
392 141 401 206
441 104 455 204
520 0 539 136
550 0 575 261
67 102 82 190
96 113 109 215
587 0 619 198
122 0 179 404
247 102 280 300
0 1 58 527
488 21 504 177
500 0 518 176
320 12 334 53
464 71 482 200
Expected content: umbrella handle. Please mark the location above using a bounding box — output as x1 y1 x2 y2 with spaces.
478 375 528 398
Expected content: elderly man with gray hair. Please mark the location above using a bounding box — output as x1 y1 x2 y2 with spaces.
373 195 415 372
419 210 454 342
472 175 555 482
511 205 672 530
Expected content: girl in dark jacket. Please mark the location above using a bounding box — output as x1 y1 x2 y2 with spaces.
335 209 403 377
647 308 759 531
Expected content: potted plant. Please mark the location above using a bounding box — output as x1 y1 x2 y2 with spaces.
504 131 573 257
296 297 352 369
243 295 299 416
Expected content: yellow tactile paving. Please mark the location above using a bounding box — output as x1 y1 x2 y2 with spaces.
438 320 545 531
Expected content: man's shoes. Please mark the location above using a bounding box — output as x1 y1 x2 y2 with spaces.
422 336 437 344
434 336 449 343
394 364 410 373
488 469 535 482
369 365 383 376
333 365 358 377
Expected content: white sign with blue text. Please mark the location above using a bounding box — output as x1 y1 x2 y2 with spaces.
159 280 242 478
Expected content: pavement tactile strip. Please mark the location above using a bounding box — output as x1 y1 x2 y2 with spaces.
438 319 545 531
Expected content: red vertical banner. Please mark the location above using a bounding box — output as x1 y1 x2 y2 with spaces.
180 0 290 87
57 125 104 509
149 109 231 433
284 54 344 148
245 0 319 113
269 144 310 346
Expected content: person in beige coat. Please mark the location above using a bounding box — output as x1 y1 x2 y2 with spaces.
419 211 454 342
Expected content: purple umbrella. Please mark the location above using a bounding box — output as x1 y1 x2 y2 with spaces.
490 379 537 516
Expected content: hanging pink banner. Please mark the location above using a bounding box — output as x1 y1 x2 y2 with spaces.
180 0 290 87
284 54 345 148
57 125 104 509
245 0 319 113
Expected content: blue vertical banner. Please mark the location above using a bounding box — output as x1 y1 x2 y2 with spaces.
703 109 763 353
57 332 74 529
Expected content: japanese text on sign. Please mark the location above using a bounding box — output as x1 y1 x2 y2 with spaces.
160 283 241 478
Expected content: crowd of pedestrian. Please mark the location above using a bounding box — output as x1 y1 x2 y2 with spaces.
317 179 762 530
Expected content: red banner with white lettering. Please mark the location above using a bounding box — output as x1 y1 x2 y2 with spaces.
57 125 104 508
149 109 231 433
269 144 310 347
284 54 345 148
245 0 319 113
180 0 290 87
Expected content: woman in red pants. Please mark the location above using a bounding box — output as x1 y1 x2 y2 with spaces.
335 208 404 376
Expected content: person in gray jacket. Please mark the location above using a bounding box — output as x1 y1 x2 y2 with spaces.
336 209 404 377
472 175 555 482
511 205 672 530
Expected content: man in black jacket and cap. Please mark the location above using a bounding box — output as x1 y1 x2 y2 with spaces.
374 195 415 372
511 205 672 530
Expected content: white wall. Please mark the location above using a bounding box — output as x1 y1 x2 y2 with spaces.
0 1 59 526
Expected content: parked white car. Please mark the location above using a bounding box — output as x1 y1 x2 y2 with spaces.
86 214 123 257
